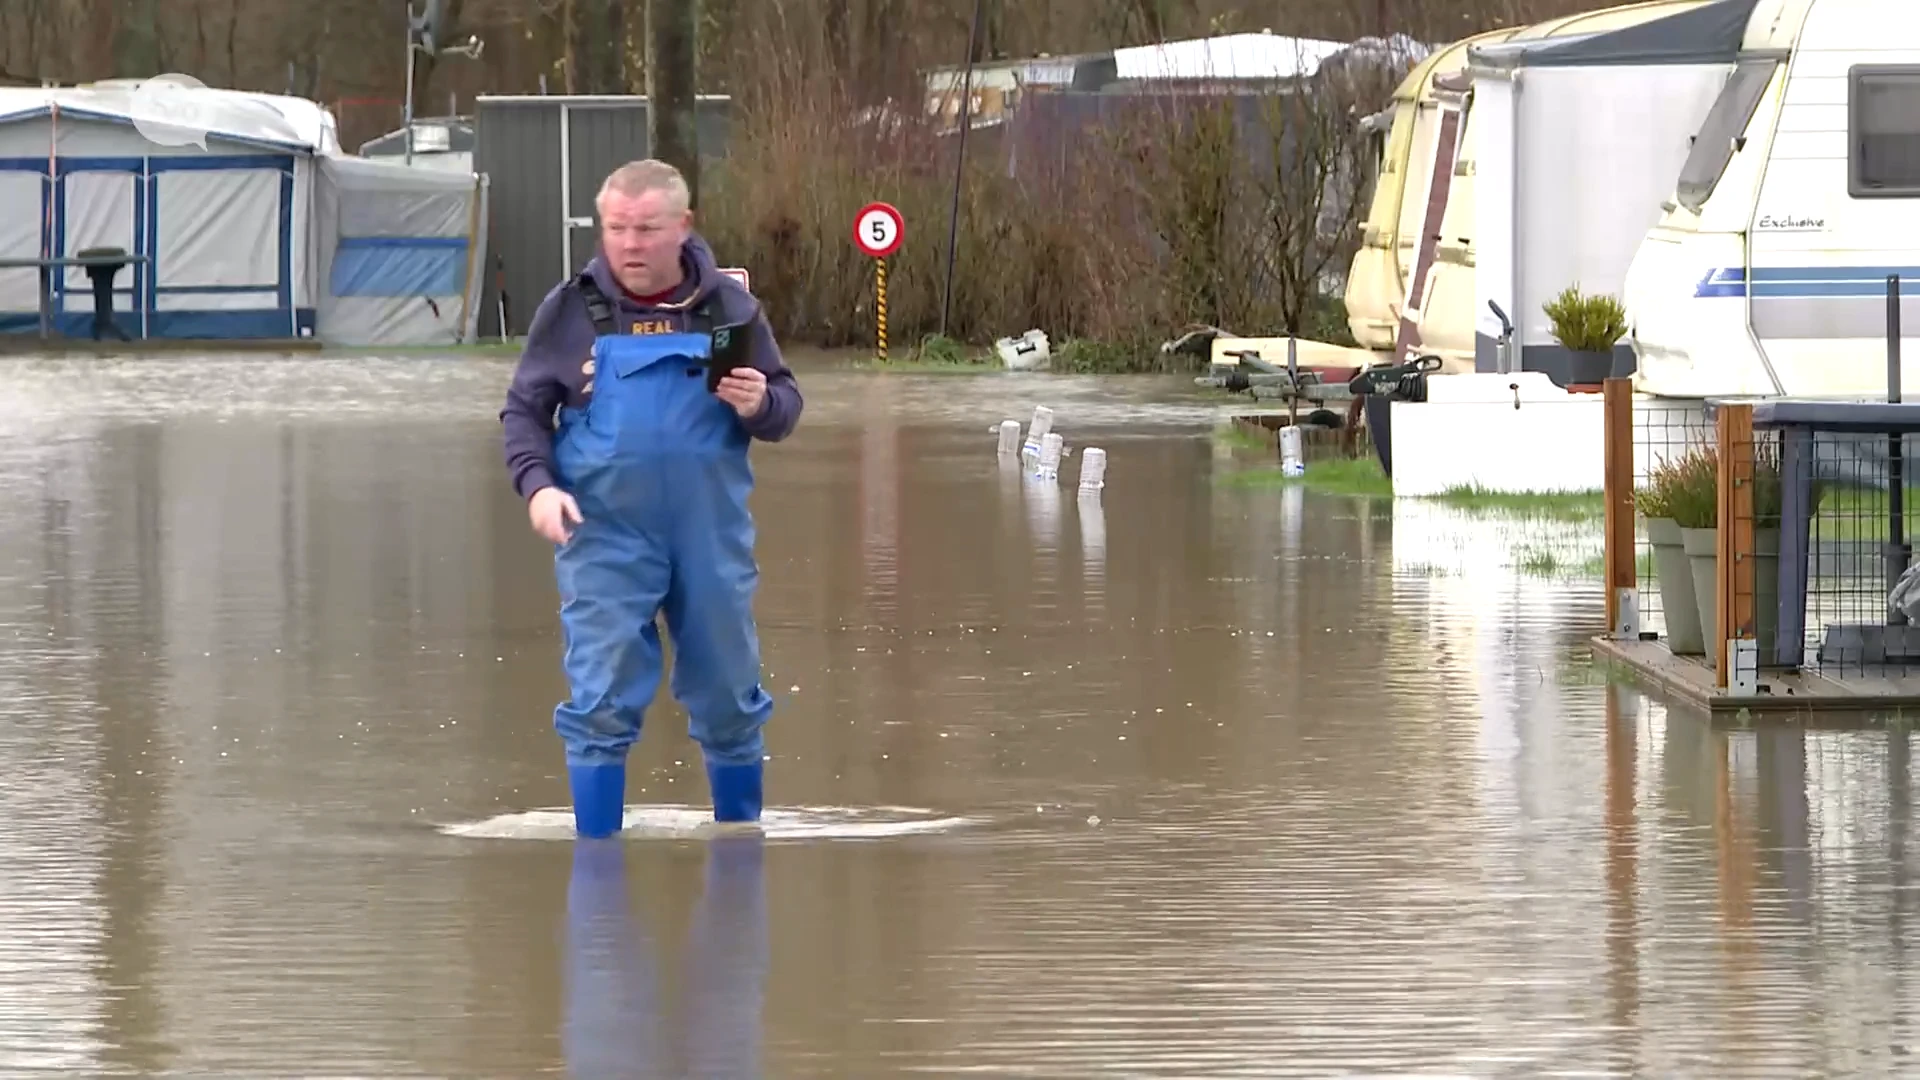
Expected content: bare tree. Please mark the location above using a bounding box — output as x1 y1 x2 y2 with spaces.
1254 43 1408 335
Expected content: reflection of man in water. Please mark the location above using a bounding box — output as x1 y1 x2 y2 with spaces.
565 837 768 1078
499 160 803 836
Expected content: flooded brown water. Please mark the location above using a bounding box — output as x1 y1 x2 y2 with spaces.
0 351 1915 1077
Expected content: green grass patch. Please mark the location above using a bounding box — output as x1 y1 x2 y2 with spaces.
1223 455 1395 498
846 333 1170 374
849 333 997 373
1432 483 1604 521
1223 453 1607 518
1051 336 1159 374
1396 546 1642 582
1511 546 1648 580
1812 483 1920 543
1514 546 1565 576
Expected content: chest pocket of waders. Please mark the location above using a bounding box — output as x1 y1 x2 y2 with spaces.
586 331 750 461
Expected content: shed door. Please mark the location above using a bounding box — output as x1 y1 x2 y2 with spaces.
563 104 649 275
0 170 45 314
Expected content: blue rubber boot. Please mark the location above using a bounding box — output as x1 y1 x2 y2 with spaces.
568 762 627 838
706 760 763 823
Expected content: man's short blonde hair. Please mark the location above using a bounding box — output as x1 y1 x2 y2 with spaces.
596 159 690 215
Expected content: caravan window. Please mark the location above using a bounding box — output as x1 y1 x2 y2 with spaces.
1675 59 1775 213
1851 65 1920 197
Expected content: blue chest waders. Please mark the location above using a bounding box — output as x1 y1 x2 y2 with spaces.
549 279 773 836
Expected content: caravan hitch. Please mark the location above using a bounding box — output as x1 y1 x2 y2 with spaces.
1348 353 1442 402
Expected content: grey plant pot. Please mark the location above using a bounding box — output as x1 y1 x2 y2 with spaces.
1645 516 1703 654
1681 526 1718 668
1567 349 1614 385
1679 525 1783 669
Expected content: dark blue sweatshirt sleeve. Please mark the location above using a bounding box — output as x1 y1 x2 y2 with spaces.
500 282 594 501
737 310 802 442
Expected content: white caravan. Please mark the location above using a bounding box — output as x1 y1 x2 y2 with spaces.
1380 0 1763 497
1626 0 1920 399
1345 2 1708 374
1465 0 1759 388
1400 3 1714 373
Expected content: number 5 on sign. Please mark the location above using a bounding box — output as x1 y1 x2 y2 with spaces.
853 202 904 362
854 203 903 258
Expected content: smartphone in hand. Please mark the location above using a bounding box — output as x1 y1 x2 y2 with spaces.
708 320 751 393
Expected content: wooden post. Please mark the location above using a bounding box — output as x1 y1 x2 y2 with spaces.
1603 377 1637 638
1715 402 1756 688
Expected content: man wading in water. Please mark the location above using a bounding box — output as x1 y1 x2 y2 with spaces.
499 159 802 837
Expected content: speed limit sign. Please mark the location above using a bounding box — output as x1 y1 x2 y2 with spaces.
853 202 904 258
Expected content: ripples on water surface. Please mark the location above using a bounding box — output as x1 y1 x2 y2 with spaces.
1 353 1917 1076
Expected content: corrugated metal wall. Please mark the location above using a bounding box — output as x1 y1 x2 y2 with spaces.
475 96 732 339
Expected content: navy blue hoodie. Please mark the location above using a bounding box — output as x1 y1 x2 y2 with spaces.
499 233 803 502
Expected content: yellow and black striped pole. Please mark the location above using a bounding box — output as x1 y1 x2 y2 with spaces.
874 257 888 363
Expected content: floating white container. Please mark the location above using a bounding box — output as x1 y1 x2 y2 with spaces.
1078 447 1107 492
996 419 1021 456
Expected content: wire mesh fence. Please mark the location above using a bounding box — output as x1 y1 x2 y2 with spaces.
1803 429 1920 679
1631 398 1716 652
1621 390 1920 682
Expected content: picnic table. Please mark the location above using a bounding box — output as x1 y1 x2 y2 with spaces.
0 249 151 340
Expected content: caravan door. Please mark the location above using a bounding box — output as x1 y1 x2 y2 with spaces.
1392 101 1466 364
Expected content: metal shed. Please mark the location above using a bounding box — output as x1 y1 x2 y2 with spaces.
474 93 732 338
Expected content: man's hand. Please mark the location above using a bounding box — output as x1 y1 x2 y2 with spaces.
529 485 583 544
715 366 768 418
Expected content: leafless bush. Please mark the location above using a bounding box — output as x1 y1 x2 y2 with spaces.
701 29 1411 357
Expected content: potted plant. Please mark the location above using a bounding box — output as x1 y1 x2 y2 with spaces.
1666 440 1786 667
1542 284 1629 386
1665 443 1722 664
1638 460 1704 655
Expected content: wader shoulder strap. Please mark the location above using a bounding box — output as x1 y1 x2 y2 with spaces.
684 298 718 336
572 273 620 338
573 272 721 338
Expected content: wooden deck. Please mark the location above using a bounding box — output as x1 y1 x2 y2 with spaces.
1592 634 1920 722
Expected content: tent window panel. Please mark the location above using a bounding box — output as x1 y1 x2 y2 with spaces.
1851 65 1920 197
338 190 469 238
0 171 43 311
328 238 469 297
62 171 137 294
155 168 279 288
1676 59 1776 213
